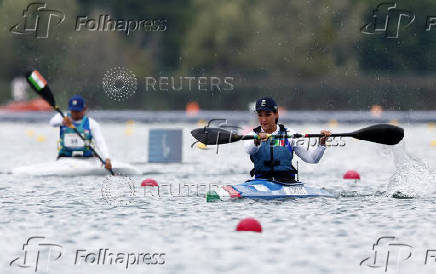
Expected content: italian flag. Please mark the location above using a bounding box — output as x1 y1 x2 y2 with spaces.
27 70 47 91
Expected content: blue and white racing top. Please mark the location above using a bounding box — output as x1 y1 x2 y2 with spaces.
244 126 325 164
49 113 111 161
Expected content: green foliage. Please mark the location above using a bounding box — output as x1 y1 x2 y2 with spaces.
180 0 362 77
0 0 435 110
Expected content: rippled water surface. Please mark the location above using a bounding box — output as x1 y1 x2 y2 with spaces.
1 122 436 274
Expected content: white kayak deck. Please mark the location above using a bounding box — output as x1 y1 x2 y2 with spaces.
11 157 140 176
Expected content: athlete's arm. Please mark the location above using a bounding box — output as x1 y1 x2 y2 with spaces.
49 113 73 127
293 145 325 163
49 113 63 127
289 128 326 163
287 127 327 163
89 118 110 161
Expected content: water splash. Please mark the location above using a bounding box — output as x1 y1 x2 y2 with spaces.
387 142 436 198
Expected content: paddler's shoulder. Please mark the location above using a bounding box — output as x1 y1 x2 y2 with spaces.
85 117 100 128
51 112 62 119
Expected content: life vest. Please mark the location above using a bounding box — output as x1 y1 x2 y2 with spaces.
250 124 297 179
58 113 93 157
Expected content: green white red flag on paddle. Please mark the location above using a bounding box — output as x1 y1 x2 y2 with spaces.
25 69 56 108
27 70 47 91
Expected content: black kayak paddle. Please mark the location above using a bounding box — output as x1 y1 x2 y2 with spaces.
191 123 404 146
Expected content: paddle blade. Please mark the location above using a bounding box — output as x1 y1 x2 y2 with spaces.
352 124 404 145
25 70 56 107
191 128 243 145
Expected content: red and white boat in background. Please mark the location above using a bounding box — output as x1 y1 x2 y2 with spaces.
0 77 51 112
0 98 51 111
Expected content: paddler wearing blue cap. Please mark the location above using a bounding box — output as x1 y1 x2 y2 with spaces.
49 95 112 170
244 97 331 183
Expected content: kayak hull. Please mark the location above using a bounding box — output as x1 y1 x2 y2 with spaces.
11 158 140 176
207 179 334 202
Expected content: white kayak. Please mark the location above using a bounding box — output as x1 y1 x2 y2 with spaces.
10 157 141 176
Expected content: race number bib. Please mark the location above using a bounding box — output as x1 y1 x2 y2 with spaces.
283 186 308 195
64 134 85 148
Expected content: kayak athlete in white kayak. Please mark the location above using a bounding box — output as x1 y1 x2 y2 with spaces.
244 97 331 183
49 95 112 170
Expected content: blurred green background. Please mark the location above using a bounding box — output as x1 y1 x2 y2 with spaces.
1 0 436 110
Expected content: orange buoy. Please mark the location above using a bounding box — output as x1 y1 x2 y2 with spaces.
186 101 200 116
370 105 383 118
236 218 262 233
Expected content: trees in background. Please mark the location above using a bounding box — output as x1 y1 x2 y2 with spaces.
0 0 435 110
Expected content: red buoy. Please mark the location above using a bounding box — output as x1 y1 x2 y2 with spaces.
141 179 158 187
236 218 262 233
343 170 360 180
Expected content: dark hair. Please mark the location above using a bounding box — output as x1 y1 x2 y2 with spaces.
273 109 278 124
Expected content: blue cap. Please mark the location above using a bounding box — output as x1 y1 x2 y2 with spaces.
68 95 85 111
255 97 278 112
